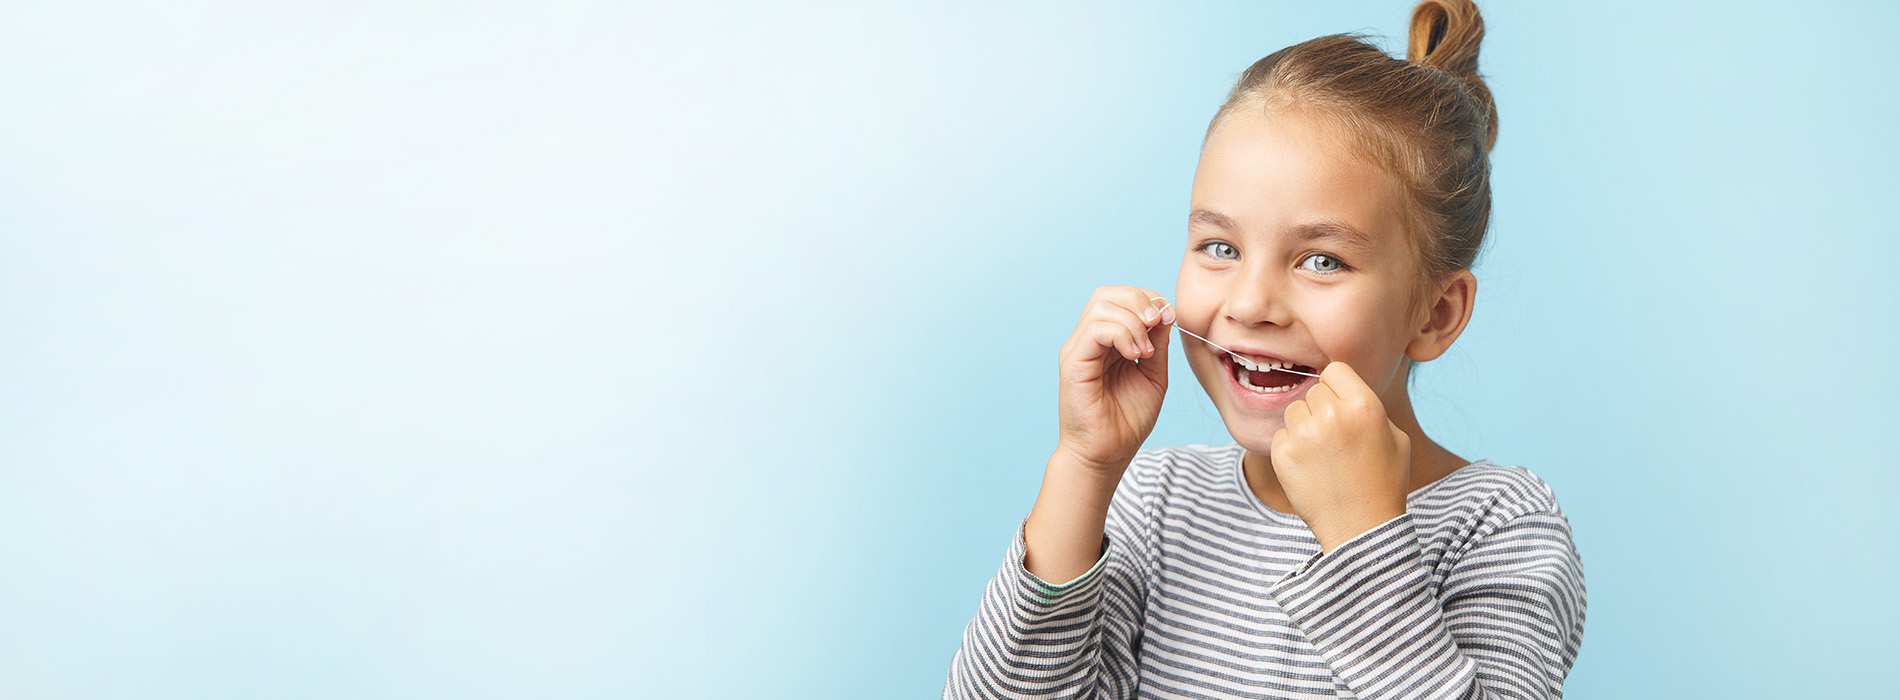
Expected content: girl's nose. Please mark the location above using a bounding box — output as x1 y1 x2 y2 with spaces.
1222 267 1294 327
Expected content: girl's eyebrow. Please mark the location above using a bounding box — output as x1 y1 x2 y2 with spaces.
1189 207 1241 231
1291 219 1378 254
1189 207 1378 254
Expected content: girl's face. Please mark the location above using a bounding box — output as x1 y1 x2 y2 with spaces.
1178 107 1426 452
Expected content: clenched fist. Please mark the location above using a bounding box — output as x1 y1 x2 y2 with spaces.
1270 361 1413 554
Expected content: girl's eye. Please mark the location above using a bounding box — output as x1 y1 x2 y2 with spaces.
1196 242 1350 274
1300 252 1349 274
1196 242 1239 260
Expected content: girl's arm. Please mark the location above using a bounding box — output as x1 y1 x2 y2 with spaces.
1266 500 1587 699
1021 449 1124 586
941 450 1160 700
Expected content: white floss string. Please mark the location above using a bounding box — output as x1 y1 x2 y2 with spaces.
1148 298 1322 378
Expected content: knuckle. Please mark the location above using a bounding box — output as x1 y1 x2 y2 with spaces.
1346 397 1378 418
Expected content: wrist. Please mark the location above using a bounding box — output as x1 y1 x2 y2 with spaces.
1313 503 1407 555
1051 443 1131 479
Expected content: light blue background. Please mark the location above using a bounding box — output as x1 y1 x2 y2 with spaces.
2 1 1895 698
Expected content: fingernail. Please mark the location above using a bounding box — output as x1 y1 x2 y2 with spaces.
1151 297 1175 325
1143 306 1159 323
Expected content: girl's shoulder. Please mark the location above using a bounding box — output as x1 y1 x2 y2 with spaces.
1422 458 1569 521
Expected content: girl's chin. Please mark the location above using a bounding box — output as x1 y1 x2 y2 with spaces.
1221 414 1285 453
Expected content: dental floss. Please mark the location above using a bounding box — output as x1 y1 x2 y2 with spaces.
1149 298 1322 379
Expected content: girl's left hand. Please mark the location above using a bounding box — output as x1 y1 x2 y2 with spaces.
1271 361 1413 554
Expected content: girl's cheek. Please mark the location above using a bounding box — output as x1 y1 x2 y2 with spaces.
1314 311 1395 379
1173 282 1218 323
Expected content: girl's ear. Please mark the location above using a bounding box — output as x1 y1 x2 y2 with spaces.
1406 269 1476 363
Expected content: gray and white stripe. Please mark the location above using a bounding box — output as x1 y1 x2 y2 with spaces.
943 442 1587 699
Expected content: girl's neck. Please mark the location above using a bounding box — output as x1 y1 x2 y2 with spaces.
1240 379 1467 517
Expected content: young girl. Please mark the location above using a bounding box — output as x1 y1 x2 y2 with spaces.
943 2 1586 698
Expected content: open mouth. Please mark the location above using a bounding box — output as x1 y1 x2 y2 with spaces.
1227 354 1317 394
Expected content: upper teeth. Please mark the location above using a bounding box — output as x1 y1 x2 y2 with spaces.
1233 356 1297 372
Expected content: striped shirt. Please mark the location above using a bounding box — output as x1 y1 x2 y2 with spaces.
942 442 1587 699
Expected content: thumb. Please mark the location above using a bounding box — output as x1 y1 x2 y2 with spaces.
1140 295 1174 381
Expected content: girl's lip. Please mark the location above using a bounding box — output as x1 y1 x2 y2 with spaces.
1223 355 1314 410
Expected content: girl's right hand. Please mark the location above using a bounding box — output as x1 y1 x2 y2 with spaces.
1054 286 1174 476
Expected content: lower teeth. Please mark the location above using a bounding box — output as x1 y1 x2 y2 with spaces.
1239 369 1300 394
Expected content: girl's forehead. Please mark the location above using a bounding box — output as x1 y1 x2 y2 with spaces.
1191 110 1410 249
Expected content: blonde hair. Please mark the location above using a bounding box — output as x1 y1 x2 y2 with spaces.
1207 0 1496 374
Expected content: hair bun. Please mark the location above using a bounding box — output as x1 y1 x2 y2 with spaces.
1407 0 1496 152
1407 0 1482 76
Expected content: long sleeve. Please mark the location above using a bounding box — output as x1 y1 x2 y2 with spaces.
942 459 1156 700
1265 506 1588 700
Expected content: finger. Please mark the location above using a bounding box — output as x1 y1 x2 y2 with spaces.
1142 310 1171 361
1082 297 1147 353
1095 319 1147 363
1071 298 1140 361
1068 318 1136 365
1317 360 1377 405
1093 301 1157 357
1100 286 1173 337
1305 377 1340 410
1135 305 1171 380
1283 398 1310 426
1099 287 1176 352
1128 288 1175 330
1138 292 1174 355
1075 285 1130 338
1099 289 1166 350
